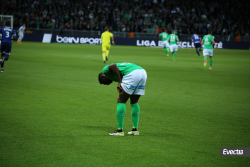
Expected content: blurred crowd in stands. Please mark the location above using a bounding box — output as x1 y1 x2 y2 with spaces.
1 0 249 37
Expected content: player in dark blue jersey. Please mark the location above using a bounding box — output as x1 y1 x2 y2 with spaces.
191 32 202 57
0 21 16 73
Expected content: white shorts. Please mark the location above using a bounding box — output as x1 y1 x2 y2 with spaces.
162 41 169 48
121 69 147 95
170 44 178 52
203 49 213 56
19 33 23 38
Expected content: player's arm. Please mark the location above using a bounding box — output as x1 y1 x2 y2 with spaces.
177 38 180 45
159 35 162 41
200 38 202 42
201 39 204 45
108 64 123 92
12 31 17 40
211 39 218 49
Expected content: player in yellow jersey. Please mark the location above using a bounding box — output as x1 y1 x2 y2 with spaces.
101 26 114 63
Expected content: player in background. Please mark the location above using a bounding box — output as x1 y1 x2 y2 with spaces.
159 29 170 56
201 29 218 71
0 21 16 73
98 63 147 136
17 24 25 44
191 32 202 57
101 26 114 63
167 30 180 61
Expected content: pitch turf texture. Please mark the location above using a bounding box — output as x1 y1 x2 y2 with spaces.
0 42 249 167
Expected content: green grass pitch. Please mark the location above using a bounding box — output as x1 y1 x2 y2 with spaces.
0 42 250 166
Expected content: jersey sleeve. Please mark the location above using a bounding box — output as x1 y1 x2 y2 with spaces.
176 35 179 39
13 30 16 36
110 33 113 37
159 33 162 37
102 65 110 74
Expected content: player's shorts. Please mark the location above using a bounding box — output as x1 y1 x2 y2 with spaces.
121 69 147 95
162 41 169 48
102 43 111 51
19 33 23 38
203 49 213 56
1 42 12 55
170 44 178 52
194 43 201 49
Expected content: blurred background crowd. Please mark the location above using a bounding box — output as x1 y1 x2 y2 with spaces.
1 0 249 37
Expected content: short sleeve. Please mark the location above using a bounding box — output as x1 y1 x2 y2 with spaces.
102 65 109 74
110 33 113 37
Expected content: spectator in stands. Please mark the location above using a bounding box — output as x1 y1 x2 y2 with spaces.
235 29 240 35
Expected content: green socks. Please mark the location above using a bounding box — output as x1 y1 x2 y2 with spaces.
173 52 176 59
117 103 126 129
204 57 207 62
167 48 170 52
164 48 167 53
116 103 140 129
131 103 140 128
210 58 213 66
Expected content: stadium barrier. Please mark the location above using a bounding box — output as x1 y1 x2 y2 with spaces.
22 33 250 50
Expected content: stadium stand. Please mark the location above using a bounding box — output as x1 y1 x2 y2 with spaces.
0 0 249 37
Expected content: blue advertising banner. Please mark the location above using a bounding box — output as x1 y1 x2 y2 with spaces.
21 33 250 50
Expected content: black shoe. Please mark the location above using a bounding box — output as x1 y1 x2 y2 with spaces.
106 56 108 61
109 129 124 136
103 60 106 63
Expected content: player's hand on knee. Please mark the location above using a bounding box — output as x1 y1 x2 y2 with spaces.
117 83 124 92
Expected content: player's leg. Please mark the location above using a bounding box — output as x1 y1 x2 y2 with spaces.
170 45 174 58
105 44 111 61
163 42 167 53
128 69 147 135
19 35 24 44
128 95 141 135
195 44 200 57
203 49 208 67
209 51 213 70
109 91 130 136
17 34 22 43
209 56 213 70
102 44 106 63
173 45 178 61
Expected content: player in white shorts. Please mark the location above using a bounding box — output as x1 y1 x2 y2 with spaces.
167 30 180 61
17 24 26 44
99 63 147 136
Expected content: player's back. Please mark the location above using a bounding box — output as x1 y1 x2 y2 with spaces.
160 32 168 41
192 34 200 43
1 27 16 43
101 31 113 44
168 34 178 45
202 35 214 49
19 26 25 33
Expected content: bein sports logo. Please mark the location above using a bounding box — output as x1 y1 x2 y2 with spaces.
56 35 102 44
223 149 243 155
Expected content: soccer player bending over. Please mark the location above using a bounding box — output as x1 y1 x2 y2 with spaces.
167 30 180 61
98 63 147 136
191 32 202 57
0 21 16 73
17 24 26 44
159 29 170 56
101 26 114 63
201 29 218 71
